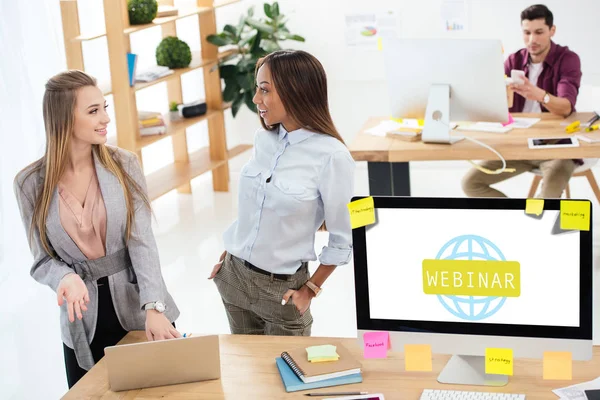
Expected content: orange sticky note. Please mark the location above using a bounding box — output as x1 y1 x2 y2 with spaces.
363 331 390 359
485 348 513 376
560 200 590 231
347 197 376 229
526 199 544 216
543 351 572 380
405 344 432 372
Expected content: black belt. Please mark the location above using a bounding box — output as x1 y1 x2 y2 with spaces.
242 260 306 281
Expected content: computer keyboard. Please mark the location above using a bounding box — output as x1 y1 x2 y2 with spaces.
420 389 525 400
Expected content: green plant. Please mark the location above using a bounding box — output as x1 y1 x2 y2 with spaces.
169 101 179 112
206 2 305 117
127 0 158 25
156 36 192 69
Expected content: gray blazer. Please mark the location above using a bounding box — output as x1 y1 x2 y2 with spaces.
14 146 179 350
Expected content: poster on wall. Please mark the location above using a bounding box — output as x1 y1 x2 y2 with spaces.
441 0 469 32
344 10 400 50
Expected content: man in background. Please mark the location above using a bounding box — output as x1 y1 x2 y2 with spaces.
462 4 582 199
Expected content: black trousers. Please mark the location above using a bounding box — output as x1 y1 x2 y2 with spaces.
62 277 127 388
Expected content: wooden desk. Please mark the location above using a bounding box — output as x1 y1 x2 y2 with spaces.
349 113 600 196
65 331 599 400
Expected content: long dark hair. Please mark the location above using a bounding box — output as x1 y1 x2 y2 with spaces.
255 50 344 144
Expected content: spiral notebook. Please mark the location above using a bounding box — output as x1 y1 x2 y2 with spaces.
281 343 362 384
276 357 363 392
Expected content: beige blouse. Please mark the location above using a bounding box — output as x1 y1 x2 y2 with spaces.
58 173 107 260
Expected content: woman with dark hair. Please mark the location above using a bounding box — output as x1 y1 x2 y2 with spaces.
209 50 355 336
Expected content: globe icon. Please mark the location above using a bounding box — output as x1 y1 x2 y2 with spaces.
435 234 507 321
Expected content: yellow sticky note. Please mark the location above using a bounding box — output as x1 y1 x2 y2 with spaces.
417 119 425 127
309 356 339 363
377 37 383 51
560 200 590 231
306 345 338 361
526 199 544 216
485 348 513 376
347 197 376 229
543 351 572 380
405 344 432 372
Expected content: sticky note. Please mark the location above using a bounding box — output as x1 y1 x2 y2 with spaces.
306 345 339 362
526 199 544 216
560 200 590 231
485 348 513 376
347 197 376 229
543 351 572 380
417 119 425 126
377 37 383 51
405 344 432 372
502 113 514 127
363 331 390 359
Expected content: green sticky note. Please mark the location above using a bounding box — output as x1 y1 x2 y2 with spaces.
560 200 590 231
306 345 338 361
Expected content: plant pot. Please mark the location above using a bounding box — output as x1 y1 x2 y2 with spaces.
168 110 181 121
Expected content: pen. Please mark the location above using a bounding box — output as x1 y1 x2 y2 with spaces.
305 392 368 397
585 124 599 132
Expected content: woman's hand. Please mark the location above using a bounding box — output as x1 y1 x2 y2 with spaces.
145 310 181 341
282 285 314 316
208 250 227 279
57 273 90 323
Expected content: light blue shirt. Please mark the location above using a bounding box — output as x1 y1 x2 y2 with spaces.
223 125 355 274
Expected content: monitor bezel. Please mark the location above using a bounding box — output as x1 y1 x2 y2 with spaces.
352 196 593 340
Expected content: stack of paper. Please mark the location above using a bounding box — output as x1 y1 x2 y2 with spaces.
306 345 339 363
553 377 600 399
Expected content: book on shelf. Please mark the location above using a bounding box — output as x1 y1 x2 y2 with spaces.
138 111 166 136
127 53 137 86
135 66 174 83
140 125 167 136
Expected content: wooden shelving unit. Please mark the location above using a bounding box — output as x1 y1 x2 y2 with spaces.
59 0 250 199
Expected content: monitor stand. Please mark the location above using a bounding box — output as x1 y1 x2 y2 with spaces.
437 355 508 387
422 83 464 144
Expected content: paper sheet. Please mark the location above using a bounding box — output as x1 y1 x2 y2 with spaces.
511 117 541 129
553 377 600 399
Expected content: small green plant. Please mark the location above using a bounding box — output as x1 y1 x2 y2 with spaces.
156 36 192 69
127 0 158 25
207 2 304 117
169 101 179 112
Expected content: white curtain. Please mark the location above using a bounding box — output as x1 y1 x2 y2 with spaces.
0 0 68 398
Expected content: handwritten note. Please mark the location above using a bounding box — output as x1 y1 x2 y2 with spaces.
347 197 376 229
363 331 390 359
485 348 513 376
543 351 572 380
525 199 544 216
306 345 339 363
560 200 590 231
404 344 432 372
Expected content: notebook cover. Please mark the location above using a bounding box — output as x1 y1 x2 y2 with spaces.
275 357 362 393
283 342 362 378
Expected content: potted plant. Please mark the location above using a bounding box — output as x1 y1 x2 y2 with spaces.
156 36 192 69
206 2 304 117
168 101 181 121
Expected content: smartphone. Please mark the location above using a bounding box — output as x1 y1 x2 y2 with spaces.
511 69 526 85
528 137 579 149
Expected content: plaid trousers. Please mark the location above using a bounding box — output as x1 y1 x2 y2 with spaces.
213 252 313 336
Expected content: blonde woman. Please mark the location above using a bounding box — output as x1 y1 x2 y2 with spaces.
209 50 355 336
14 70 180 387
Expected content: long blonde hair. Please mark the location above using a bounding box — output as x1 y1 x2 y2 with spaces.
16 70 149 257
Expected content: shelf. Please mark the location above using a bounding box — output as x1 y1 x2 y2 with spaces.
147 143 252 200
73 32 106 42
214 0 241 8
124 7 212 35
137 109 220 149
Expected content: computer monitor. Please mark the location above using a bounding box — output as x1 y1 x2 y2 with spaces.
381 37 509 144
353 197 592 387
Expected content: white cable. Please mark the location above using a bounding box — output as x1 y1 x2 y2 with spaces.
452 133 516 175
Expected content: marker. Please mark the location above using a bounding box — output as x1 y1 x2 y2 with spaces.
585 124 599 132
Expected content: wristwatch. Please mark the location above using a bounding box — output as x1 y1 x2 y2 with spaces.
144 301 166 313
542 91 551 105
304 281 322 297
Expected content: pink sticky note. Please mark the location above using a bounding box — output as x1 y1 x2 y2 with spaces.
363 331 390 359
502 113 514 127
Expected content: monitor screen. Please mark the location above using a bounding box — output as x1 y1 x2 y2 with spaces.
353 198 592 340
366 208 578 327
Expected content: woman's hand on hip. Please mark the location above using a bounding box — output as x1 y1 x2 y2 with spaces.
282 285 314 316
208 250 227 279
57 273 90 323
145 310 182 341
